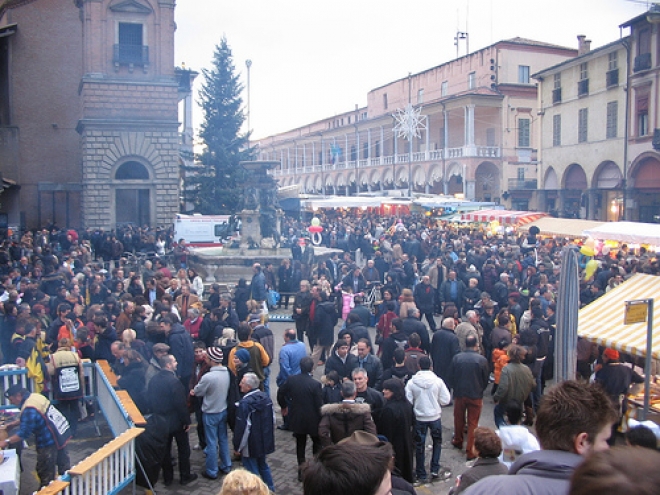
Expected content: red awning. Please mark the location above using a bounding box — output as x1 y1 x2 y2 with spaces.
460 209 548 225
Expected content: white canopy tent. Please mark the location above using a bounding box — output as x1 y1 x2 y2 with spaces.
583 221 660 245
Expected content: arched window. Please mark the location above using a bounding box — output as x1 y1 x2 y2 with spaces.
115 161 149 180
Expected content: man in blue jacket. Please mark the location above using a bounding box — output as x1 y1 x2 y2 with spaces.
234 372 275 492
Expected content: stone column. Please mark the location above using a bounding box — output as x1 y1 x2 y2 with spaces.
464 105 476 155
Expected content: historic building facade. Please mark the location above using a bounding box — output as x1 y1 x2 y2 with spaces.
256 38 577 211
0 0 185 230
534 37 628 221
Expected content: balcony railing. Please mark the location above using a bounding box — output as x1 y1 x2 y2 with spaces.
113 44 149 66
271 146 502 176
508 178 538 190
634 52 652 73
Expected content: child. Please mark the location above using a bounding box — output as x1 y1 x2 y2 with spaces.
337 283 362 321
322 370 342 404
491 339 510 396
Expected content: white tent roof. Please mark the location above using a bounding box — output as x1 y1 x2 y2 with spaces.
519 218 606 238
583 221 660 245
302 196 411 209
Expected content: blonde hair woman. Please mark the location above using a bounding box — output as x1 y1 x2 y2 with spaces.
217 469 270 495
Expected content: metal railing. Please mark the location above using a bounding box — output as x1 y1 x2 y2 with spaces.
3 363 144 495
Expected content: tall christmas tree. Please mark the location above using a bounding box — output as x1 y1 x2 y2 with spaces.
184 37 254 213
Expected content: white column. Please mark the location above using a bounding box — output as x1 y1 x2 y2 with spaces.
367 128 372 161
303 144 306 168
380 126 385 164
465 105 476 154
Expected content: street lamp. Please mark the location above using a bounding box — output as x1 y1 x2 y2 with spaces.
246 59 252 148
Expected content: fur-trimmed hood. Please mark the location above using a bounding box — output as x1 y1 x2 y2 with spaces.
321 402 371 415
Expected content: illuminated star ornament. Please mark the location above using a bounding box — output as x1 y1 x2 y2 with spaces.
393 103 426 141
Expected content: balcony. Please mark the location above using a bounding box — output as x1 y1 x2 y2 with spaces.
577 79 589 97
271 146 502 177
634 52 652 73
552 87 562 104
606 68 619 88
508 178 538 190
113 44 149 66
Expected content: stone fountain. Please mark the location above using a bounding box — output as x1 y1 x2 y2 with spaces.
185 160 341 283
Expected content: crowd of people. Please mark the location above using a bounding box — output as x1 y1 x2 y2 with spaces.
0 211 658 493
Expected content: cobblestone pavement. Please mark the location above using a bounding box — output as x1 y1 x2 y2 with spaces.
19 313 501 495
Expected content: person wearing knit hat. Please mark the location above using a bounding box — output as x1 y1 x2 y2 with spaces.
192 344 232 480
595 347 644 445
232 348 254 397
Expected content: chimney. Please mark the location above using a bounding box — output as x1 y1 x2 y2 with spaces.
577 35 591 56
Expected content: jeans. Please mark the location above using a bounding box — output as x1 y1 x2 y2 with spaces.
242 456 274 491
494 402 507 429
414 418 442 479
204 410 232 477
263 366 271 397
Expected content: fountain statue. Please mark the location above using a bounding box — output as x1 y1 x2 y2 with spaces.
238 160 282 248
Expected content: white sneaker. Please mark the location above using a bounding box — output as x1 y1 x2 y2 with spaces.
193 444 201 450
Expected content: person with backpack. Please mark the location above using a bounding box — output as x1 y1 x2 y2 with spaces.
48 337 84 437
2 385 73 488
380 318 409 372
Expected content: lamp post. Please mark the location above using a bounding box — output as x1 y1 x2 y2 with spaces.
246 59 252 148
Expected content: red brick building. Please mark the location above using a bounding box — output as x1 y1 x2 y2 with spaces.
0 0 183 230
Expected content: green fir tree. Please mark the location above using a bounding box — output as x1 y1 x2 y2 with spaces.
184 37 254 213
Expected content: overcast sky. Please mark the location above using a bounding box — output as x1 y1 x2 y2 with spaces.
174 0 648 141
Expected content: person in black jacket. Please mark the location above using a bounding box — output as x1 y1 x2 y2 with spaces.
148 354 197 486
277 357 323 481
448 335 489 460
518 306 551 411
431 318 461 390
311 290 338 370
160 316 194 392
93 314 117 362
324 339 358 382
292 280 313 343
414 276 437 331
117 350 149 413
380 318 409 372
339 313 373 350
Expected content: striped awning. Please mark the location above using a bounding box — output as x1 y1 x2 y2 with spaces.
578 274 660 359
460 209 548 226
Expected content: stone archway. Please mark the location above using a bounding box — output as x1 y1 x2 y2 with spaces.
474 161 500 202
446 162 463 196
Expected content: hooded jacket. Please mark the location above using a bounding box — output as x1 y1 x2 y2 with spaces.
318 402 377 447
404 369 451 422
462 449 584 495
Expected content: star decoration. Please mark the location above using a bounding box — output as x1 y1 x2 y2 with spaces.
393 104 426 141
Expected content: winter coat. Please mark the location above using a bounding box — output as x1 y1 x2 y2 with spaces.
148 369 190 434
167 323 194 381
376 398 415 483
118 360 150 413
413 283 435 313
234 389 275 458
251 324 275 361
318 402 377 446
324 351 358 381
462 450 584 495
493 362 535 406
448 350 489 399
313 300 338 346
430 328 460 384
277 373 322 436
453 457 508 494
249 272 268 302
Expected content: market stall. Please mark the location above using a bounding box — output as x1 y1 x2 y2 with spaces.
582 221 660 246
578 273 660 420
460 209 548 226
519 217 606 239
